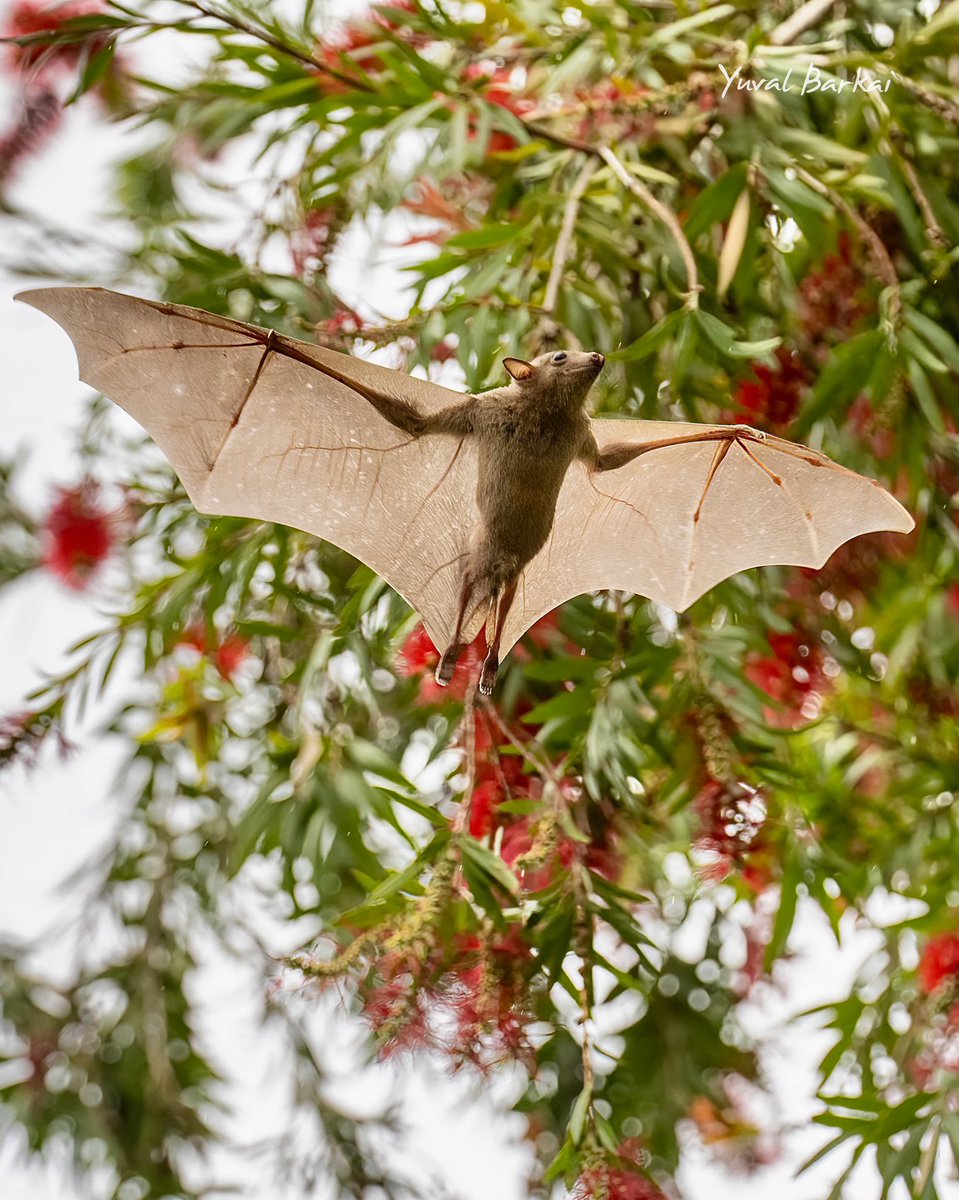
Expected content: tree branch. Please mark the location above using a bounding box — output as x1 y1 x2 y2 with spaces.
598 145 701 309
543 158 599 317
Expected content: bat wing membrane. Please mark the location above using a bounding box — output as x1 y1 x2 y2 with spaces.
17 287 477 651
499 419 914 655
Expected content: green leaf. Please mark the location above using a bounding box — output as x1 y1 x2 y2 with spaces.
694 310 781 359
458 836 519 895
612 310 685 362
569 1085 592 1145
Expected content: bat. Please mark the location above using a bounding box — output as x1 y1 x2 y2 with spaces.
16 287 914 694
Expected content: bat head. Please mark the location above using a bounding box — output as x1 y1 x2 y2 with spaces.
502 349 605 406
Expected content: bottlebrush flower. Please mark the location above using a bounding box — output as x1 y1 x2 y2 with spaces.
918 932 959 994
313 0 427 94
500 813 576 892
745 630 830 727
463 62 538 153
732 347 809 432
573 1165 665 1200
799 231 872 354
177 624 251 681
42 481 116 590
5 1 105 76
693 778 768 887
360 924 535 1068
397 621 482 702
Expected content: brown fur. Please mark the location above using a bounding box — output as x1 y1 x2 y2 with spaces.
362 349 605 692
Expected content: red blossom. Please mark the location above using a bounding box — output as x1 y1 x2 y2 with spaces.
745 630 830 727
799 232 872 355
918 932 959 994
290 205 338 276
500 814 575 892
847 394 896 460
5 1 105 76
468 779 501 838
313 0 427 94
42 482 116 589
397 621 482 701
693 778 768 886
573 1165 665 1200
732 347 809 432
948 584 959 621
360 924 535 1067
178 624 251 680
430 338 457 363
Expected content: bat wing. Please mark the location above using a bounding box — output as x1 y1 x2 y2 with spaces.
498 419 914 655
16 287 479 651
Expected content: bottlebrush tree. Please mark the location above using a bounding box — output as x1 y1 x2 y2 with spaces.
1 1 959 1197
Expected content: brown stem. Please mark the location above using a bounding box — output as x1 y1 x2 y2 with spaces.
599 145 701 309
543 158 599 317
767 0 838 46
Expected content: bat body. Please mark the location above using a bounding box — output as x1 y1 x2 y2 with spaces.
16 287 914 693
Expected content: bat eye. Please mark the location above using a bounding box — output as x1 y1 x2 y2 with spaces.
551 351 567 364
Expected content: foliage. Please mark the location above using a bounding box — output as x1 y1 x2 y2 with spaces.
1 0 959 1197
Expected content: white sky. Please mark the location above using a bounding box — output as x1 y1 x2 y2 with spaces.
0 4 954 1199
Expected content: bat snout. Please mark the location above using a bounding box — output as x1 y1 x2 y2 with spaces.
590 352 605 372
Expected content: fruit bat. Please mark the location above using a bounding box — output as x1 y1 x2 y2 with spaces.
16 287 914 694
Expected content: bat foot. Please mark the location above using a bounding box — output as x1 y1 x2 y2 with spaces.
478 653 499 696
731 423 767 442
435 644 464 687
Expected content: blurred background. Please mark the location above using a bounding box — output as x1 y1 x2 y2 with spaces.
1 2 958 1199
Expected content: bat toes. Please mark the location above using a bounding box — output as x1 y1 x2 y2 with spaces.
479 654 499 695
732 423 767 442
435 644 463 686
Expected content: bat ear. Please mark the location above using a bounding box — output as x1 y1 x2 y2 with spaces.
503 357 537 382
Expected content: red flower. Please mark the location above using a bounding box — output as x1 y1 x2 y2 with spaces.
397 622 482 701
732 347 808 432
500 815 575 892
462 62 537 154
949 584 959 622
693 777 768 886
42 482 115 589
469 779 501 838
745 630 830 727
573 1165 665 1200
919 932 959 994
6 1 105 77
178 624 250 680
799 232 872 354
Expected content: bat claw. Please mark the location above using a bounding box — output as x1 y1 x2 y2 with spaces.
731 423 767 442
479 653 499 695
435 644 463 686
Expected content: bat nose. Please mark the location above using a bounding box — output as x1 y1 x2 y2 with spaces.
590 352 605 369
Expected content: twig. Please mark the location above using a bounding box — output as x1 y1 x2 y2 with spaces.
897 77 959 128
897 153 948 248
452 679 480 834
543 158 599 316
174 0 363 92
767 0 838 46
598 145 701 309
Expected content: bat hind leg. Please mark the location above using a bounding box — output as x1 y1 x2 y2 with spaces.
436 643 465 686
479 577 518 696
435 571 482 688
